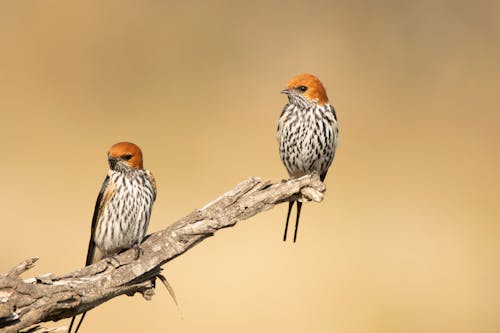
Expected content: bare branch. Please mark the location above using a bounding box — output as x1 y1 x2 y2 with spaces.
0 174 325 332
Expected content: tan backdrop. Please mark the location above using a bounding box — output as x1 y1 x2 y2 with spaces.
1 1 499 332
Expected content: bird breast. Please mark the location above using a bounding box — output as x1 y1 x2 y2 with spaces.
94 169 156 256
278 103 338 178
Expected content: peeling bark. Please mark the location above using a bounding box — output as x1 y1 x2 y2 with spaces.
0 175 325 332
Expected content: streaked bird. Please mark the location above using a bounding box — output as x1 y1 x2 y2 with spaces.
69 142 157 333
277 74 339 242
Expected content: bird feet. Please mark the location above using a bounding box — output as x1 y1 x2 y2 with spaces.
105 255 121 268
133 244 143 260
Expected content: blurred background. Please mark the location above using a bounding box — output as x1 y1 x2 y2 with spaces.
0 1 499 332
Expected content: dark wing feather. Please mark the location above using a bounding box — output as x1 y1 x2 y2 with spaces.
146 170 157 201
69 175 112 333
85 175 110 266
320 172 328 182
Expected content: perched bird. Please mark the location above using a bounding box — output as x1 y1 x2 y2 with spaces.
69 142 157 333
277 74 339 242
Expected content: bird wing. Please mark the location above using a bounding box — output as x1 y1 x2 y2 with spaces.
84 175 116 266
145 170 157 201
320 104 340 182
325 104 339 148
70 175 116 333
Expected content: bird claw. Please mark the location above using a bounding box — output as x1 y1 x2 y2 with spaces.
133 244 143 260
105 255 121 268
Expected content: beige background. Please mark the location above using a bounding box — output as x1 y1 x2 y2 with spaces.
1 1 499 332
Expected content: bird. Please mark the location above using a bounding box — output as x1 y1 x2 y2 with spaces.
276 73 339 242
68 142 157 333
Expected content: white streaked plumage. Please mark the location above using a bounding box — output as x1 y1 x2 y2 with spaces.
276 73 339 242
94 168 156 256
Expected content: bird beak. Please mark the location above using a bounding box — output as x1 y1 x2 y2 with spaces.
281 89 290 95
108 156 118 170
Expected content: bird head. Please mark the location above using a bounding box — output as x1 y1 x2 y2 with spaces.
107 142 144 171
281 73 329 105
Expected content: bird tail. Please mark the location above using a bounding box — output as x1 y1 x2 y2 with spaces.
68 312 87 333
68 315 76 333
283 201 294 241
283 201 303 242
293 202 302 243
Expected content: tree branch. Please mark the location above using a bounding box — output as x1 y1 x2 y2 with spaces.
0 174 325 332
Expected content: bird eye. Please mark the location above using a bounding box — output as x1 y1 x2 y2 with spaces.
297 86 308 92
122 154 133 160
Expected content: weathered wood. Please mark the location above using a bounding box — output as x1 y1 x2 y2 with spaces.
0 174 325 332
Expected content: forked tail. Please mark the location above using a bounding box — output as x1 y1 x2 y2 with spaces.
283 201 294 241
283 201 302 242
68 312 86 333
